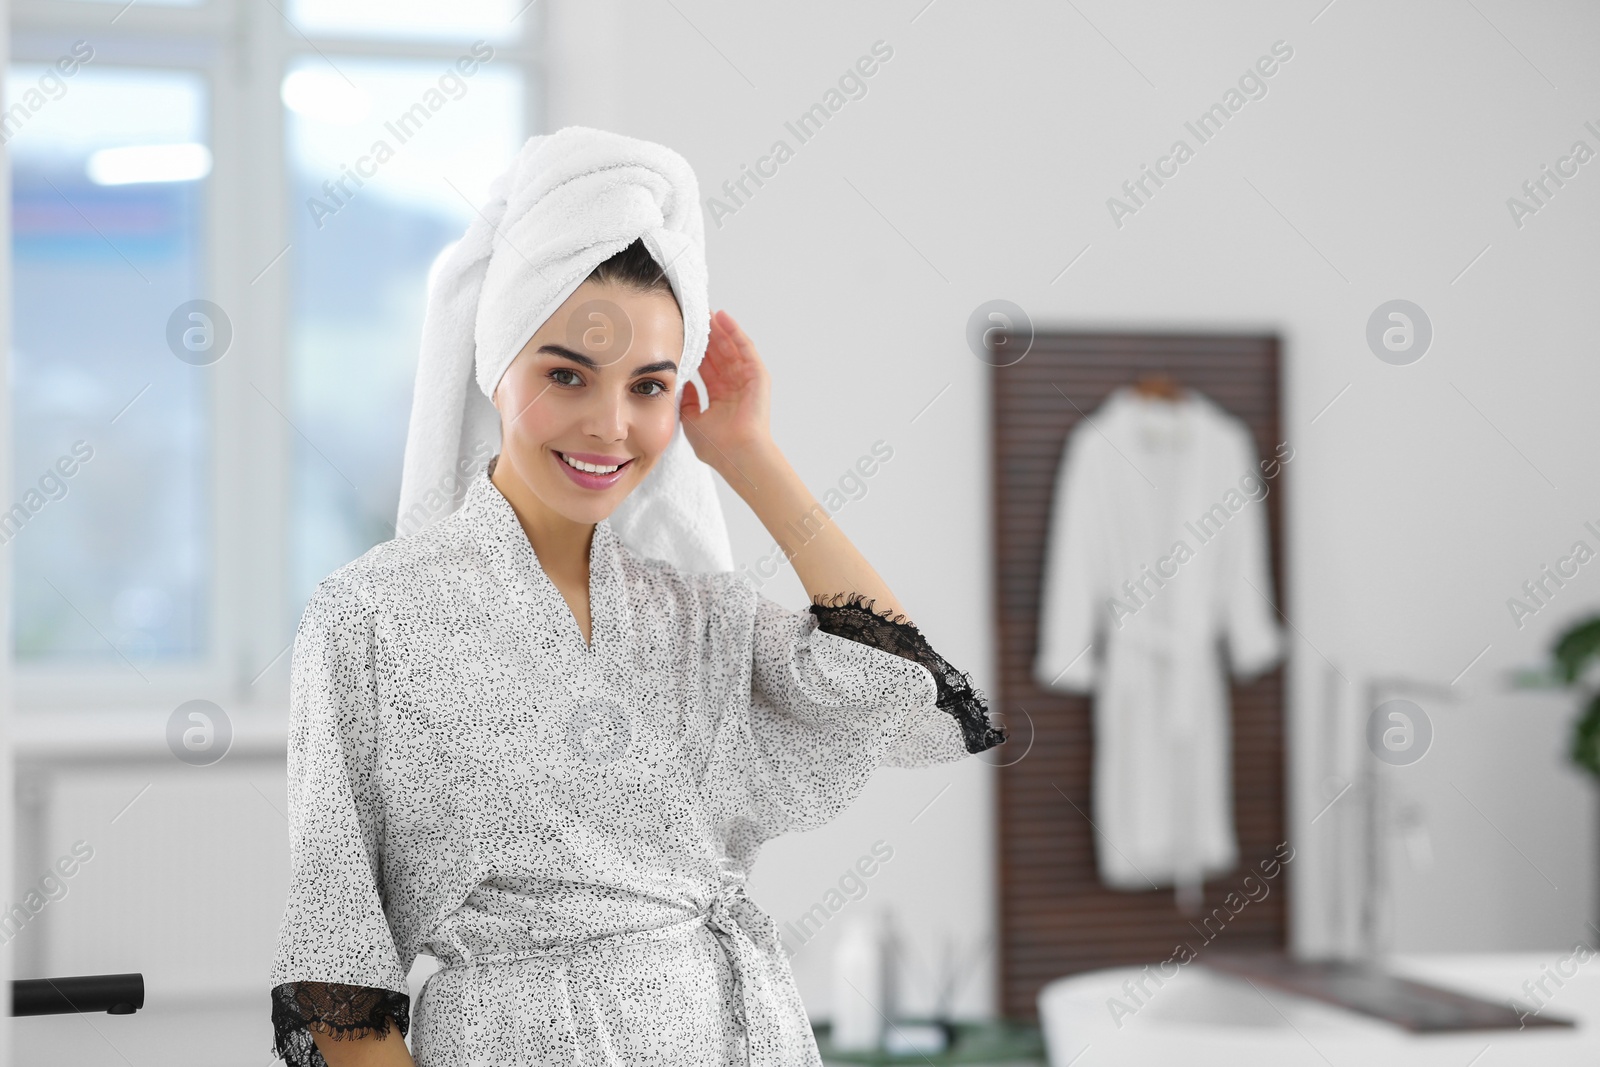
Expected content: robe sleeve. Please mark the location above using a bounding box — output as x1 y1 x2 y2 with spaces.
1034 422 1101 693
728 589 1004 843
269 572 410 1067
806 592 1006 767
1219 428 1284 679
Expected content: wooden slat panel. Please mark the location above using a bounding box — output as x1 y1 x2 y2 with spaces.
991 332 1288 1020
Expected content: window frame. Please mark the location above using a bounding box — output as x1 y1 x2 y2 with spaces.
8 0 541 719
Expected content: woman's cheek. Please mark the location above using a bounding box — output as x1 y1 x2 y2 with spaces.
642 400 678 452
507 384 562 437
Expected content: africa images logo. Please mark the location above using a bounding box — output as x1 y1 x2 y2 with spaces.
567 699 632 766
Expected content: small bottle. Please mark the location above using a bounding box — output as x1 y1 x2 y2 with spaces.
830 912 885 1051
880 906 903 1025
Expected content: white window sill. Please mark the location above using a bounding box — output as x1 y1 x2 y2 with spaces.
10 705 289 761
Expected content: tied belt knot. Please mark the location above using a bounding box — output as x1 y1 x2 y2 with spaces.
433 872 795 1066
704 874 790 1063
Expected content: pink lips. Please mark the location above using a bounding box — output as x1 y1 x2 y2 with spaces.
553 449 633 490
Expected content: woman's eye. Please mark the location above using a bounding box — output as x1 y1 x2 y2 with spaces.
548 369 666 396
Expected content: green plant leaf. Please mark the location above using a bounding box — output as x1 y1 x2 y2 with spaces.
1573 692 1600 781
1553 616 1600 685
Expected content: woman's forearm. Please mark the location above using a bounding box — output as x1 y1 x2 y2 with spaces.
682 308 915 625
728 442 914 626
311 1028 416 1067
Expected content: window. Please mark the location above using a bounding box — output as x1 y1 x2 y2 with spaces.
8 66 210 667
8 0 538 710
283 54 523 632
286 0 526 43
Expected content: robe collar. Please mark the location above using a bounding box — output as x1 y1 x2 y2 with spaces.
456 457 624 655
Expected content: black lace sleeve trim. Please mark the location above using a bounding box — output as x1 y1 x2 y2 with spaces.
271 981 410 1067
808 592 1007 754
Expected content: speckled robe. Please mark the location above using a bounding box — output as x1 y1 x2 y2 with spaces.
269 465 1005 1067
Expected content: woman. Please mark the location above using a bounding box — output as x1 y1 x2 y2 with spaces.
269 128 1005 1067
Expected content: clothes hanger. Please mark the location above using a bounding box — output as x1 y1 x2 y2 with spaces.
1131 371 1184 401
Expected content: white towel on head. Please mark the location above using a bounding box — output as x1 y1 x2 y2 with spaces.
395 126 735 574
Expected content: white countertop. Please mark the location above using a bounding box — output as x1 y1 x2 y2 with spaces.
1040 953 1599 1067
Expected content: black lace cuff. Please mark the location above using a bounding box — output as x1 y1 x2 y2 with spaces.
271 981 410 1067
808 592 1007 754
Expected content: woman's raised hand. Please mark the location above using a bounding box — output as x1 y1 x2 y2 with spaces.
680 310 775 477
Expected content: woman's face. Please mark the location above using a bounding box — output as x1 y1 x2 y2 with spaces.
492 279 684 525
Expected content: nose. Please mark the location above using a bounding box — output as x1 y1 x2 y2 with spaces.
578 378 629 444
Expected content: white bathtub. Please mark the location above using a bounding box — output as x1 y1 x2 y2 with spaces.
1038 954 1598 1066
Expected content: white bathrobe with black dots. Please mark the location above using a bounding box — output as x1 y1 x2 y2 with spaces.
269 467 978 1067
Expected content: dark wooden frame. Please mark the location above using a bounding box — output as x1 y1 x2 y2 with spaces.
987 331 1289 1021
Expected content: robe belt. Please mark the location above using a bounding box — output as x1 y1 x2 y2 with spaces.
433 878 792 1067
1105 622 1179 653
702 878 792 1067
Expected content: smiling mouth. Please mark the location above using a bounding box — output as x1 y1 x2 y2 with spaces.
553 454 633 486
555 451 633 475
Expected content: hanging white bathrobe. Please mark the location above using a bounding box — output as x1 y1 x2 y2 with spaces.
1033 386 1283 894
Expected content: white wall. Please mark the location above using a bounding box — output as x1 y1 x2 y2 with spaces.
9 6 1600 1062
546 0 1600 1011
9 718 286 1064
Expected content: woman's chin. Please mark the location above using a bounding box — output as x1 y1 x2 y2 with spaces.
544 475 648 525
564 494 627 525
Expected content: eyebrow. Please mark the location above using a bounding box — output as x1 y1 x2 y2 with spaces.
538 343 678 377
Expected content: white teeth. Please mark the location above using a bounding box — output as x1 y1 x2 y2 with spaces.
560 452 623 475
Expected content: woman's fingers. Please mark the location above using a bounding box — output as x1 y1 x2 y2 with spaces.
699 323 732 396
702 313 744 392
713 311 759 384
714 314 745 361
696 310 766 418
715 310 759 362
